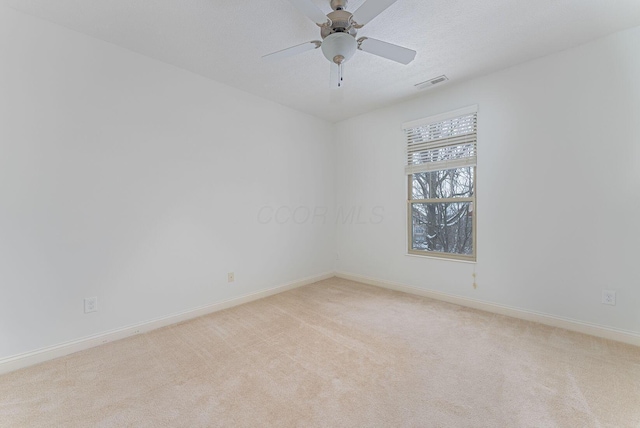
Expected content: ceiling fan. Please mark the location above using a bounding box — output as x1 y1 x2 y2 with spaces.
263 0 416 88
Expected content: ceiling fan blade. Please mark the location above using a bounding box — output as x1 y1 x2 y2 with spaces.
287 0 330 25
351 0 398 26
357 37 416 64
263 41 322 61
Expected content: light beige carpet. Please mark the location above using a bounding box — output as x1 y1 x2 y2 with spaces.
1 277 639 427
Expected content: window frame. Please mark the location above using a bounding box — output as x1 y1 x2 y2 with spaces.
403 106 478 262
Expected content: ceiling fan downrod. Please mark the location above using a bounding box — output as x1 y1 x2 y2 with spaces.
330 0 348 11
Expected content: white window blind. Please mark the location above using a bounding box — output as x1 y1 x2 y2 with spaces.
403 105 478 175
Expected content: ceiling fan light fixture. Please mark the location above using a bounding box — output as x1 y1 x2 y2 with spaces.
321 32 357 64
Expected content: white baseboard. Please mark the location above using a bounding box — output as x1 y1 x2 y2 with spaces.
0 272 334 375
5 271 636 375
336 271 640 347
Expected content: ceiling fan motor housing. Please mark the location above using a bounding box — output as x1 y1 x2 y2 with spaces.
321 10 358 38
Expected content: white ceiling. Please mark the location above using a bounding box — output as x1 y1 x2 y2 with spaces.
3 0 640 122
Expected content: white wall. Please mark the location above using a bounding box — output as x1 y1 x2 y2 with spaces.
0 6 335 360
2 4 639 362
336 26 640 334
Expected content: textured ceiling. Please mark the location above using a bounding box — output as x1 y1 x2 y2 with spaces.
3 0 640 122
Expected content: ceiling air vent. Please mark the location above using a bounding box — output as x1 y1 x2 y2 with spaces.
414 75 448 90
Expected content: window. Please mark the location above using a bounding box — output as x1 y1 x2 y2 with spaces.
403 106 477 261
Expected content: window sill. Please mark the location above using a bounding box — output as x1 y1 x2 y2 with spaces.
405 252 477 264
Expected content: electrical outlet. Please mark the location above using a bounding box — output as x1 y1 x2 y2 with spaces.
84 297 98 313
227 272 235 283
602 290 616 306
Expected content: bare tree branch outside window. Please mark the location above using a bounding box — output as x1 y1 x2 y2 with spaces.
410 168 474 255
